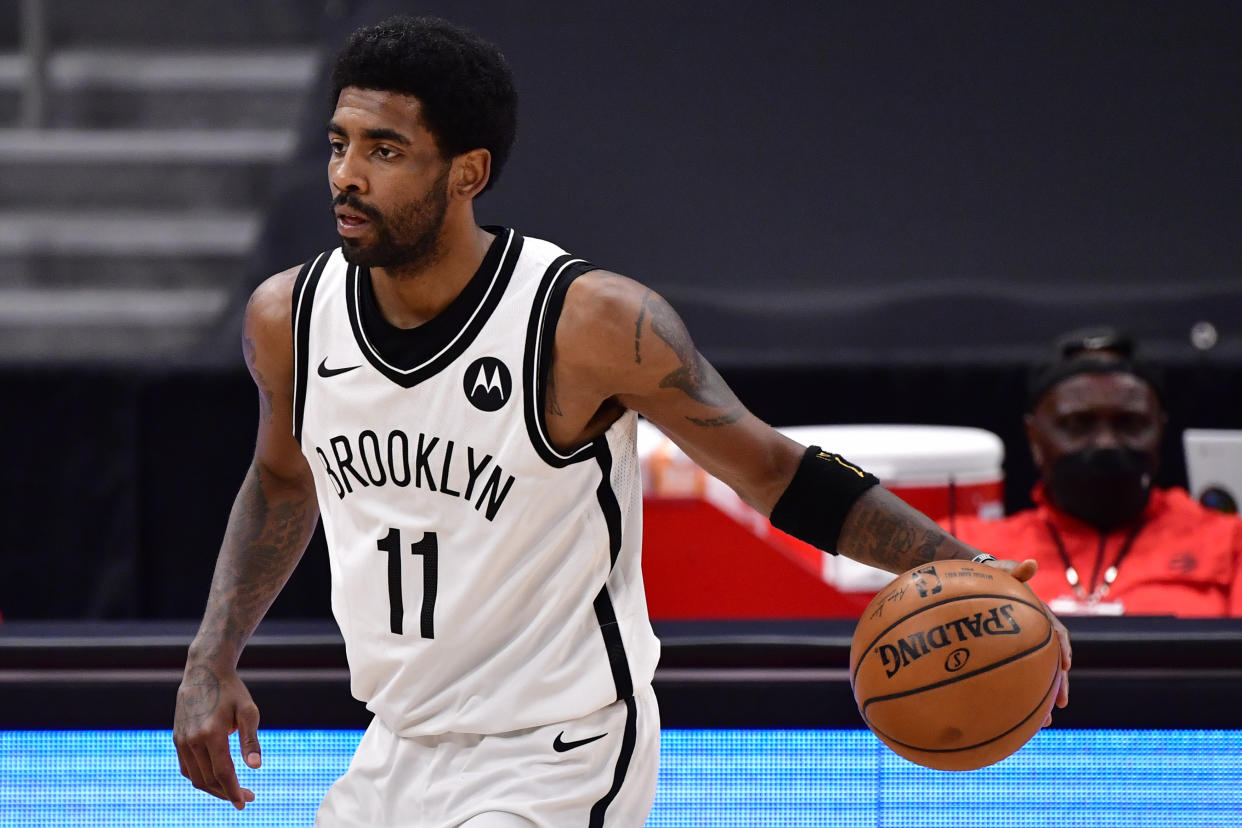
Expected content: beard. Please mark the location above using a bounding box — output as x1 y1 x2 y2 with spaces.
335 168 450 274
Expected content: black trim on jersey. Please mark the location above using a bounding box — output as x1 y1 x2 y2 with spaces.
593 436 625 569
345 227 523 389
522 253 599 467
291 251 329 444
593 589 633 701
356 228 507 368
591 436 634 704
588 695 638 827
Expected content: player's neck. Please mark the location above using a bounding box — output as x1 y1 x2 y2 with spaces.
370 219 495 329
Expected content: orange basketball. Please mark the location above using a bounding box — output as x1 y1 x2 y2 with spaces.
849 559 1061 771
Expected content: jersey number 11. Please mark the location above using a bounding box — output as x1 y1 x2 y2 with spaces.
379 528 438 637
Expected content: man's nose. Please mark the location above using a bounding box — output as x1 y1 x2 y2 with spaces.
330 149 367 194
1091 425 1121 449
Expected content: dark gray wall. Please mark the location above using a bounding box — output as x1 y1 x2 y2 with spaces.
242 0 1242 366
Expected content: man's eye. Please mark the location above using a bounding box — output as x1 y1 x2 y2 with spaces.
1116 414 1153 435
375 147 397 159
1058 415 1091 435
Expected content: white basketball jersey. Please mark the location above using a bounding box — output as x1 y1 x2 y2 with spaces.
291 228 660 737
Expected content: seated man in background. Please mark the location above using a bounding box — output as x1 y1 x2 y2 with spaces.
948 326 1242 616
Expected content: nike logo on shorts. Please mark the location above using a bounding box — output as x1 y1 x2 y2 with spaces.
552 731 607 752
318 358 360 378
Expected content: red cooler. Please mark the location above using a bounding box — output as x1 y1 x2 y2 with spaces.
639 422 1005 618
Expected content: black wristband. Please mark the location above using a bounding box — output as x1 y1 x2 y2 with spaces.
769 445 880 555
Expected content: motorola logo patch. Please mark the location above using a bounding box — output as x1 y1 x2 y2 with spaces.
464 357 512 412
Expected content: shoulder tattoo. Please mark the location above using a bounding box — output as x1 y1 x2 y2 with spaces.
639 290 738 414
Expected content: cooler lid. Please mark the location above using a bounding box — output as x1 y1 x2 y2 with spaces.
777 424 1004 481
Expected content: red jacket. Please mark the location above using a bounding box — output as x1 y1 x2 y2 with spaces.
944 485 1242 617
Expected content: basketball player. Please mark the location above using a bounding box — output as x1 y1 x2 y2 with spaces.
173 16 1071 825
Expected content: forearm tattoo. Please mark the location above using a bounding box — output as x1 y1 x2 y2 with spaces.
843 492 951 573
196 463 316 664
637 290 744 426
911 528 946 563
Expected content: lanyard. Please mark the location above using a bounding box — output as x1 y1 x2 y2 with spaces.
1044 519 1144 604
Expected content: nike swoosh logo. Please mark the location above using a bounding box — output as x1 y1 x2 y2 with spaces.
317 358 360 378
552 731 607 752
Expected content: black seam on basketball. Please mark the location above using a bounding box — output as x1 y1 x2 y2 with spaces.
858 622 1053 714
851 592 1048 687
865 652 1060 756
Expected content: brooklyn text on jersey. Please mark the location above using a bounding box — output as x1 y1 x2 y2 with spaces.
312 428 516 519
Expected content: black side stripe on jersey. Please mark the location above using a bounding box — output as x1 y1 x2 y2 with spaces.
592 435 634 700
345 228 523 388
522 253 599 467
593 588 633 700
593 435 625 570
291 251 329 444
588 696 637 827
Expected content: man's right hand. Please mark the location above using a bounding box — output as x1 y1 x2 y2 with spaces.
173 663 263 810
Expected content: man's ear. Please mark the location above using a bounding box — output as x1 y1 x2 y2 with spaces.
451 149 492 200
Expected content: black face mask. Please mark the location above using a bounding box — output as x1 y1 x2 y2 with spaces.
1046 447 1156 531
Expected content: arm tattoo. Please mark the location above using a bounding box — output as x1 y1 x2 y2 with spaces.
841 490 957 573
634 292 653 364
911 528 946 563
687 407 745 427
243 334 275 425
638 291 740 421
195 463 315 664
174 664 222 733
844 498 917 571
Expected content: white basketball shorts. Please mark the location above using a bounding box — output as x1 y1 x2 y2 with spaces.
315 684 660 827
